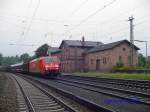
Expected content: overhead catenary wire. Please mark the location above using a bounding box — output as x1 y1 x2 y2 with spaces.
1 0 149 29
135 17 150 26
1 0 149 38
96 0 150 26
99 15 150 42
92 0 150 41
9 43 39 47
14 0 40 56
78 0 150 40
19 0 33 37
67 0 89 18
1 1 150 45
83 0 150 41
0 13 66 24
106 17 150 36
63 0 89 33
62 0 117 36
23 0 41 39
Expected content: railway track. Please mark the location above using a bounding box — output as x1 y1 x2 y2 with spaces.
10 74 77 112
17 74 115 112
59 74 150 91
56 74 150 105
56 77 150 105
17 73 150 112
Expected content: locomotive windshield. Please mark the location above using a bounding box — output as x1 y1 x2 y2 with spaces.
45 57 60 63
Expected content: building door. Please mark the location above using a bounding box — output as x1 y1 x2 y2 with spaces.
96 59 100 70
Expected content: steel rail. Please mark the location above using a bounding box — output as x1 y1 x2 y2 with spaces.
19 74 116 112
12 75 36 112
20 76 77 112
59 75 150 90
56 78 150 105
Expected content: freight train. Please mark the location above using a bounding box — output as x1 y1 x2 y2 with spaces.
8 56 61 77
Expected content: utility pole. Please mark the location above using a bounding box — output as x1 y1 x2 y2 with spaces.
128 16 134 66
146 41 148 66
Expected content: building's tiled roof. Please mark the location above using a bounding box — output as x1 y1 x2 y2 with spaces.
88 40 140 53
48 47 61 54
59 40 103 48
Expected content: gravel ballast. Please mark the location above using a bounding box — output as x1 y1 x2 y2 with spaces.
0 72 18 112
26 75 150 112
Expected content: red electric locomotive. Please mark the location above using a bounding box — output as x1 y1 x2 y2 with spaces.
29 56 61 77
8 56 60 77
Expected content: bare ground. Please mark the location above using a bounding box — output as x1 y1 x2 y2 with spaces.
0 72 18 112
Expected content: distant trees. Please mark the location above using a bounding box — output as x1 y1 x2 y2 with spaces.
147 56 150 66
2 55 20 66
0 53 30 66
138 53 146 67
138 53 150 68
0 43 52 66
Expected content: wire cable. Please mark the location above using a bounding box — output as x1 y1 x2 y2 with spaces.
67 0 89 18
96 0 150 26
62 0 117 36
23 0 41 38
9 43 38 47
135 17 150 26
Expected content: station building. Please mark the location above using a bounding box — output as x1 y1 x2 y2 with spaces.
51 38 139 72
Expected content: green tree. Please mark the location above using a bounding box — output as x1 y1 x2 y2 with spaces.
35 44 50 58
20 53 30 62
138 53 146 67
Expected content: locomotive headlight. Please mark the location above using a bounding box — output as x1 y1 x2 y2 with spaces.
55 65 59 67
45 65 49 70
45 65 48 67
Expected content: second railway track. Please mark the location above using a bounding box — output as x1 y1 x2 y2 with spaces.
59 74 150 91
56 77 150 105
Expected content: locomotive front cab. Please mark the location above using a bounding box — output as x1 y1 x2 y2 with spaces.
44 56 61 76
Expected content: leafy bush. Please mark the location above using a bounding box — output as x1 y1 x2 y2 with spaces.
113 66 136 71
113 66 150 71
116 61 124 68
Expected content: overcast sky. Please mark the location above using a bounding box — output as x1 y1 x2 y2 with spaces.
0 0 150 56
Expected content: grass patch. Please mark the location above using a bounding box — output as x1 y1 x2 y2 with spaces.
75 72 150 81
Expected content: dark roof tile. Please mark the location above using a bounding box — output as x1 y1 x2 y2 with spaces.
88 40 140 53
59 40 103 48
48 47 61 53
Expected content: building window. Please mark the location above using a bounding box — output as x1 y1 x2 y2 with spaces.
128 56 131 65
107 57 110 63
91 59 94 64
123 48 126 51
103 57 107 64
119 56 122 62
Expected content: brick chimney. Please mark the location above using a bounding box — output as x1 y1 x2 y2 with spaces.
82 36 85 46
